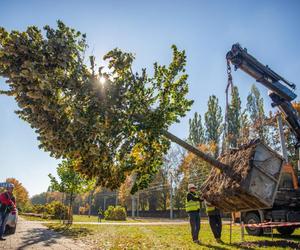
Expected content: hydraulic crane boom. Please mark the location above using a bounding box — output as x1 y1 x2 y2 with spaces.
226 43 300 148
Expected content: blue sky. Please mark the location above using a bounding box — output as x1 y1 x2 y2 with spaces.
1 0 300 196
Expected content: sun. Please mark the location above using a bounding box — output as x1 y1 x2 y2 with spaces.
99 76 106 85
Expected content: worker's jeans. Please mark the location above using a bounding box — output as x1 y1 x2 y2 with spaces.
208 214 222 239
188 211 200 241
0 211 9 238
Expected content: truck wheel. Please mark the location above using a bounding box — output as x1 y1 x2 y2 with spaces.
277 226 295 236
244 212 263 236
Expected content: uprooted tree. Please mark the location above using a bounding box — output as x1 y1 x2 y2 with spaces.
0 21 193 192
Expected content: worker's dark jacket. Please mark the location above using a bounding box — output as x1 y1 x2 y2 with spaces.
0 192 16 214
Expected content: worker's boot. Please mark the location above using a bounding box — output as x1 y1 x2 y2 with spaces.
216 238 223 244
193 240 201 244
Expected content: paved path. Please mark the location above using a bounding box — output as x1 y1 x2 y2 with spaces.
0 218 91 250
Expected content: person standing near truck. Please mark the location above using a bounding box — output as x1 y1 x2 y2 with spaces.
0 183 16 240
205 201 223 243
185 184 203 244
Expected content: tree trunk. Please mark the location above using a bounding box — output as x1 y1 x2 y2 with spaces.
88 189 95 217
66 192 74 225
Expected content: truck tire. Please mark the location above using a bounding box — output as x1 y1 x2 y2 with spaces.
277 226 295 236
244 212 263 236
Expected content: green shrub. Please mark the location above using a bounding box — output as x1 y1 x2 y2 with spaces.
33 204 47 214
31 201 68 219
45 201 68 219
104 206 126 221
19 202 34 213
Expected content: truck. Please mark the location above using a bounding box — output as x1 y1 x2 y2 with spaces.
226 43 300 236
163 43 300 236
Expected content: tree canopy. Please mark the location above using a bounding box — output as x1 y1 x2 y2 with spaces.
0 21 193 191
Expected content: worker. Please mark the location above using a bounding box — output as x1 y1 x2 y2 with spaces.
0 183 16 241
205 201 223 244
185 184 203 244
97 207 103 222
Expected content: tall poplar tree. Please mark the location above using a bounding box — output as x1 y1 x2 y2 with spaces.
188 112 204 146
246 85 267 141
239 110 251 145
204 95 223 156
227 86 242 148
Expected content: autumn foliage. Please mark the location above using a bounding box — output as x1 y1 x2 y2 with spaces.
6 177 30 211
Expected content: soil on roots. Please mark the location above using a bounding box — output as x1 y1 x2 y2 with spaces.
201 139 271 211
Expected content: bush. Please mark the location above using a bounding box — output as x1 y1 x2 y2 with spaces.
20 202 34 213
104 206 126 221
45 201 68 219
33 204 47 214
31 201 68 219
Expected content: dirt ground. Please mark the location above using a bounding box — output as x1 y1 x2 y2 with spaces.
0 217 91 250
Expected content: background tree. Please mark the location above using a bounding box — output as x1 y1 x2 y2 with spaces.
227 86 242 148
164 146 185 211
0 21 193 192
118 177 132 209
188 112 204 146
48 159 95 222
204 95 223 157
31 192 47 205
180 144 213 190
246 84 268 141
31 191 63 205
238 110 251 145
5 178 30 211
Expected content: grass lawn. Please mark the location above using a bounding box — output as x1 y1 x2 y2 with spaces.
72 215 184 223
21 214 182 223
73 215 99 222
46 222 300 250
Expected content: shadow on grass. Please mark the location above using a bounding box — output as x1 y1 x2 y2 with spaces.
196 242 254 250
47 224 94 238
235 233 300 250
198 243 230 250
271 233 300 241
237 240 300 249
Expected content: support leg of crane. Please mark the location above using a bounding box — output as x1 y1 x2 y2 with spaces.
241 221 245 243
271 226 273 241
230 217 232 244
